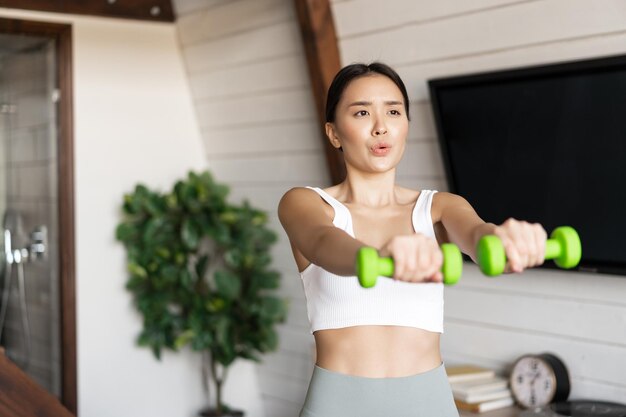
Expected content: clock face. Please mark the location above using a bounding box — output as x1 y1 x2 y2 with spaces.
510 356 557 408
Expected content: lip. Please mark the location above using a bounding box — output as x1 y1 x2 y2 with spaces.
370 142 392 156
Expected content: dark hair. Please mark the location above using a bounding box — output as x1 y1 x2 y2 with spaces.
325 62 411 123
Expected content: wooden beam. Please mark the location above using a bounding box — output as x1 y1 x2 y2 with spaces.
294 0 346 185
0 0 175 22
0 349 74 417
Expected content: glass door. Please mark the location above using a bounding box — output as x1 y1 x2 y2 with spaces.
0 32 61 397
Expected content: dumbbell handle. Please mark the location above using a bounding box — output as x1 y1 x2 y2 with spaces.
545 239 562 260
373 256 394 278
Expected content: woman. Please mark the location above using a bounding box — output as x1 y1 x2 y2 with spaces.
278 62 546 417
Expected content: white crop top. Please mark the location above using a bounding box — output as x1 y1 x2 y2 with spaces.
299 187 444 334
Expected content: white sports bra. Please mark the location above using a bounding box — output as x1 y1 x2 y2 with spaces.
299 187 444 334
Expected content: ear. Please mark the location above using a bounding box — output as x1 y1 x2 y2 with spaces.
325 122 342 149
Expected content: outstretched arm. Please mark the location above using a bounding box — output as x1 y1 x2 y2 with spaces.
278 187 365 276
434 192 547 273
279 187 444 283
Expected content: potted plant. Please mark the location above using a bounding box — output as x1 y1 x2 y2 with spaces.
116 171 288 416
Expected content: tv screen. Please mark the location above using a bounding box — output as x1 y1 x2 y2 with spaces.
428 54 626 276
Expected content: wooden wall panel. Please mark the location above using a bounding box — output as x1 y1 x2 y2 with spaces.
204 120 320 157
333 0 530 38
442 317 626 388
183 21 302 73
177 0 293 44
339 0 626 67
189 55 309 101
208 152 328 184
174 0 227 16
197 88 315 128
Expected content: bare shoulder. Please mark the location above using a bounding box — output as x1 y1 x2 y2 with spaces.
278 187 316 213
432 192 472 221
433 191 463 203
279 186 313 203
278 187 332 223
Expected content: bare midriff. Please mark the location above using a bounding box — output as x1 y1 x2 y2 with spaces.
313 325 442 378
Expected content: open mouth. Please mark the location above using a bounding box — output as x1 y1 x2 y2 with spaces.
371 142 391 155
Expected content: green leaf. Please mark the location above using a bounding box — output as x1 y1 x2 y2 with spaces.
180 182 202 212
115 222 138 242
174 251 186 265
155 247 171 259
123 191 142 214
206 297 226 313
224 250 241 268
190 328 213 351
214 270 241 300
143 217 166 244
165 192 179 209
128 262 148 279
243 253 255 269
195 255 209 280
181 218 200 249
174 329 195 350
161 265 179 284
144 194 164 216
259 329 278 352
215 315 230 348
207 219 230 245
219 210 238 225
260 297 287 321
180 269 194 290
251 212 266 226
239 350 261 362
151 344 162 360
257 271 280 289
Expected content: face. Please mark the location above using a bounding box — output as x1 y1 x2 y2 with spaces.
510 356 556 407
326 74 409 174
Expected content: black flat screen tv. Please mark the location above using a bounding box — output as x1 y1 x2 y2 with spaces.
428 54 626 276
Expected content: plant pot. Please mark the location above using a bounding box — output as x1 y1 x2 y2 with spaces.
198 408 244 417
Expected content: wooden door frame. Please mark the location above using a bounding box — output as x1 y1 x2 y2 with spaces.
0 0 174 22
0 17 77 415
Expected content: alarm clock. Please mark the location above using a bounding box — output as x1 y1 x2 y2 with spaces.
509 353 570 408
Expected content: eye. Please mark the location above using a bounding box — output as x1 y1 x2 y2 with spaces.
389 109 402 116
354 110 369 117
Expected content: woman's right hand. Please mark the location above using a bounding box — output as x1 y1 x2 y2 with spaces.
379 234 443 283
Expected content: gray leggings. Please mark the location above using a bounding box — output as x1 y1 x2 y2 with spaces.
299 363 459 417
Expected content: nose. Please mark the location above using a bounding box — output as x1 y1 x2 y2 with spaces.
373 124 387 136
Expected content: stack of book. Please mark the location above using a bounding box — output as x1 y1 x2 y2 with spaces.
446 365 514 413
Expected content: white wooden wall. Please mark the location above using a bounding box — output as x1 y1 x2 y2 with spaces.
174 0 323 415
175 0 626 415
332 0 626 404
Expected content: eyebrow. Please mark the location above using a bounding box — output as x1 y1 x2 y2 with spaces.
348 100 404 107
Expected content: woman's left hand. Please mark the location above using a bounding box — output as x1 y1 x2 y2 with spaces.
492 218 547 273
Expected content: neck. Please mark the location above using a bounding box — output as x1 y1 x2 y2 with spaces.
339 168 398 207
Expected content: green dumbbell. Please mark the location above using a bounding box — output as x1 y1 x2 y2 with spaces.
355 243 463 288
477 226 582 276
